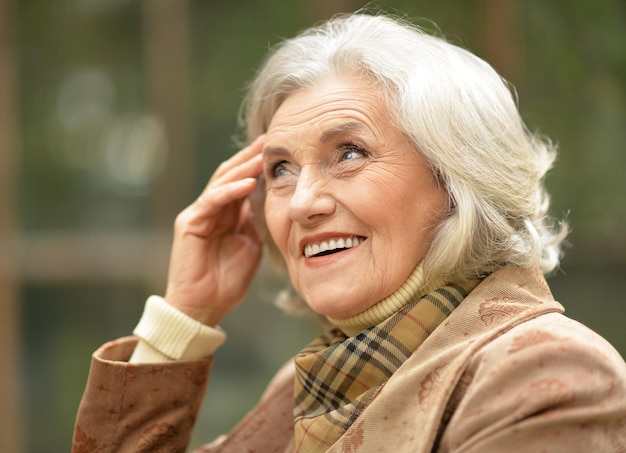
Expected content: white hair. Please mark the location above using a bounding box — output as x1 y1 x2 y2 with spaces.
242 12 568 289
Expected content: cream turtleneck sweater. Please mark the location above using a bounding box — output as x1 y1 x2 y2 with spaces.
327 264 441 336
130 264 439 363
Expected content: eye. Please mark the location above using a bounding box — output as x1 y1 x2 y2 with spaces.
268 160 290 178
339 144 368 161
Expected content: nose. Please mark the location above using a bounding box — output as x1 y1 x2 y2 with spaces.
289 168 336 225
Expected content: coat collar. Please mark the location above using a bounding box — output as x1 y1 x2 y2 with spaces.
328 265 564 452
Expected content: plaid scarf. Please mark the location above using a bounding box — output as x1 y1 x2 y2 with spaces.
293 279 480 451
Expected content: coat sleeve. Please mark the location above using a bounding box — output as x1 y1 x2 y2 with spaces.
72 336 212 453
440 313 626 453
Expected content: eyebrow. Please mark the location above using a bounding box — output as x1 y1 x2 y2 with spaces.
262 121 369 158
319 121 367 143
262 145 290 159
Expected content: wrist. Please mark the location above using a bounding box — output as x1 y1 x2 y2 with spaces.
164 296 226 327
132 295 227 361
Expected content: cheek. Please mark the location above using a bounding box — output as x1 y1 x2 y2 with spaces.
358 174 446 246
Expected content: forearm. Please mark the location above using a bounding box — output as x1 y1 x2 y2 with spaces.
73 296 227 452
72 336 213 453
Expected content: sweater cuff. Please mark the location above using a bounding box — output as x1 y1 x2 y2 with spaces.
130 295 226 362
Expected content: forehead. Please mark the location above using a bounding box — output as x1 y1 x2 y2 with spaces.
266 76 392 140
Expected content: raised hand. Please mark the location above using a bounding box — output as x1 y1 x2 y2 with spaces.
164 136 265 326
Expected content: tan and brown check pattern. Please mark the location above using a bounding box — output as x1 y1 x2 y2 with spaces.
293 280 480 452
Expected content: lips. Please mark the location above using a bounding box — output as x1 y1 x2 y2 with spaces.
303 236 365 258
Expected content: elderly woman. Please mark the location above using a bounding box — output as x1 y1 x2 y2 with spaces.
73 13 626 452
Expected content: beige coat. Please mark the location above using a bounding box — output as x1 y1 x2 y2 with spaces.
73 266 626 452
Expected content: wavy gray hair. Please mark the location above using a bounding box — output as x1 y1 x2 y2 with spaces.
241 12 568 291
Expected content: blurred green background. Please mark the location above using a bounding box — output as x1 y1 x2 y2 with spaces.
0 0 624 452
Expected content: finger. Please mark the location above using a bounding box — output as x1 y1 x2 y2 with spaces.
247 174 266 239
196 177 258 218
211 135 265 181
209 152 263 189
238 199 262 242
176 178 257 238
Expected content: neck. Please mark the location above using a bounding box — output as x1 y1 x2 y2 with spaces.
327 264 443 336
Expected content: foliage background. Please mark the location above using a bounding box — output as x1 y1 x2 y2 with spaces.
2 0 624 451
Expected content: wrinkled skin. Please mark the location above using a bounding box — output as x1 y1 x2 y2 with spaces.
164 75 446 324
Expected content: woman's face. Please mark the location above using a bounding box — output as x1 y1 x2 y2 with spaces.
262 75 447 319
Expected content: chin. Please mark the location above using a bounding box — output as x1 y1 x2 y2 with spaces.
303 293 370 319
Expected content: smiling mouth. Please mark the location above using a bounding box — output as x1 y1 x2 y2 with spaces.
304 236 365 258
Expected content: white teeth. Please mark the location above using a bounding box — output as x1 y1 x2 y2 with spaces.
304 236 363 258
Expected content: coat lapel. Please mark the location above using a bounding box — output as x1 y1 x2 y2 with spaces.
328 266 564 452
